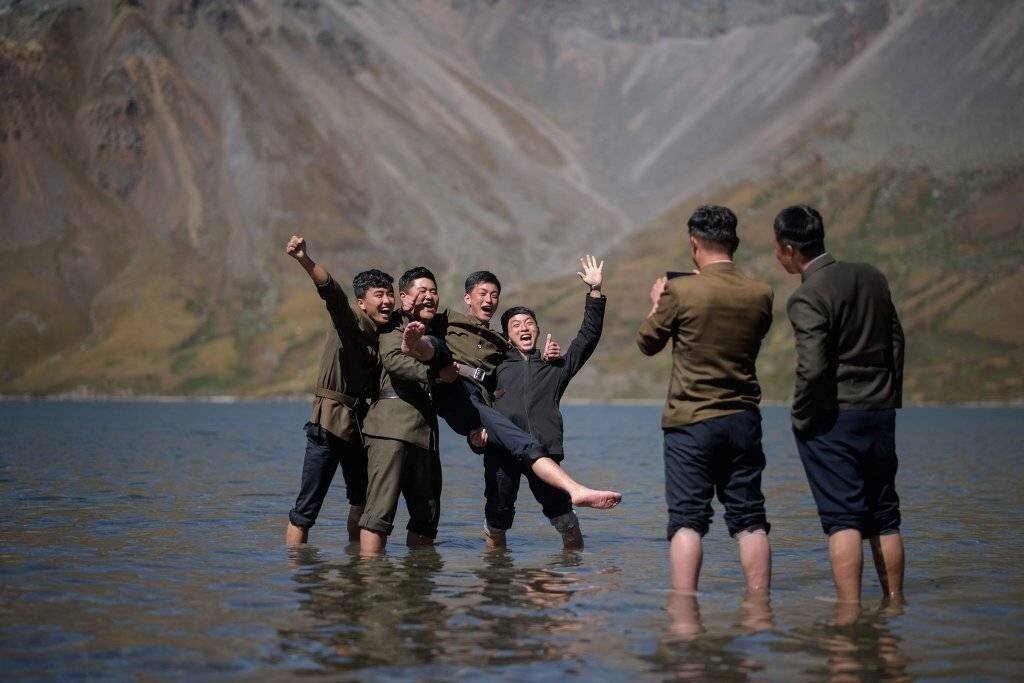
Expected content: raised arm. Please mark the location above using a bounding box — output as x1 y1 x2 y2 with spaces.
560 255 607 385
636 277 675 356
286 235 360 337
787 292 833 432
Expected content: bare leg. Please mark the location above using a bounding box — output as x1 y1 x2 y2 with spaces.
529 457 621 509
669 528 703 592
561 525 584 550
285 521 308 545
360 528 386 556
736 529 771 592
869 533 905 598
346 506 364 543
406 530 434 547
829 528 864 603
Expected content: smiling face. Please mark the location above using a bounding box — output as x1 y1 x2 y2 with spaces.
506 313 540 353
399 277 439 322
357 286 395 326
464 282 500 324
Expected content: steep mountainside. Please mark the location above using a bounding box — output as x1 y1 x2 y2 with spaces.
1 0 1021 399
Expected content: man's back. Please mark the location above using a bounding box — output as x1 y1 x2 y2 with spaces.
637 262 773 428
787 254 904 432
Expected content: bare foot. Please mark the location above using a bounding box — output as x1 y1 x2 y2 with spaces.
571 488 621 509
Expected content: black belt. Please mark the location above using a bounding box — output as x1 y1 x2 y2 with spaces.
314 387 359 407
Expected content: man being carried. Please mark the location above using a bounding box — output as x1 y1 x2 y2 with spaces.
283 236 394 545
402 270 622 512
772 205 905 604
636 205 774 594
484 255 608 550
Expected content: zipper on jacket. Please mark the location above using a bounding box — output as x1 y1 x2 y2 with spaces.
523 354 534 435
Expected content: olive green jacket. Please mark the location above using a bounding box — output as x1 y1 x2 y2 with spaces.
787 253 904 433
437 310 510 394
636 262 774 429
361 314 439 451
308 274 380 444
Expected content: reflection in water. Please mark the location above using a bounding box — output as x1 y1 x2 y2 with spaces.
817 599 910 682
653 592 776 681
277 546 596 673
278 546 447 670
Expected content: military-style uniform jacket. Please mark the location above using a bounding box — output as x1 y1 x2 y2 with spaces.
636 262 774 429
361 314 439 451
787 253 904 433
309 274 381 444
436 310 510 396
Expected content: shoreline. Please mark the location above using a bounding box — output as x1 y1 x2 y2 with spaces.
0 394 1021 408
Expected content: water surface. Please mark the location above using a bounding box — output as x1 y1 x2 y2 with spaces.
1 402 1022 680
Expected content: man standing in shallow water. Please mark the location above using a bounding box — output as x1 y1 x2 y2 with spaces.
283 236 394 545
636 205 774 594
772 204 905 604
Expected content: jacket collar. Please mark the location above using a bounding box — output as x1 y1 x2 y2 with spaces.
801 252 835 282
503 347 538 362
700 261 736 274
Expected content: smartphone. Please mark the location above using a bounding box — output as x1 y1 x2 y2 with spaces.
666 271 695 280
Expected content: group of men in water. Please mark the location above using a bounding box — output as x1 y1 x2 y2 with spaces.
283 203 905 605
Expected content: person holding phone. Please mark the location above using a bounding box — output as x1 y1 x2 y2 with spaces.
636 205 774 594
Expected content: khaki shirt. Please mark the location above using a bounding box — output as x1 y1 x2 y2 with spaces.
437 310 510 395
361 315 439 451
636 262 773 429
309 274 380 444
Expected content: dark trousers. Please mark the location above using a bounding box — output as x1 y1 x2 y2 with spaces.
434 378 548 465
663 410 769 539
795 409 901 536
483 450 573 531
288 422 367 529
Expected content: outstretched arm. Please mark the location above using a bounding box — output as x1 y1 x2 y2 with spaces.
560 255 607 386
286 235 359 336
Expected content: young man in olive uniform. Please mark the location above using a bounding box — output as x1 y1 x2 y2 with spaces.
284 236 394 545
358 267 454 555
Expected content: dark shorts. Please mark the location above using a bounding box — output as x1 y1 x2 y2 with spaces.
358 436 442 539
664 410 769 540
483 450 572 531
288 422 367 529
795 409 901 536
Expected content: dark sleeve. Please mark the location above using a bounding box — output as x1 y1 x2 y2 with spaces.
316 273 361 340
559 294 606 390
636 287 677 356
379 327 431 385
787 291 833 433
891 300 905 408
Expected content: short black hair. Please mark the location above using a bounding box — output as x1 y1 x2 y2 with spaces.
687 205 739 255
398 266 437 293
464 270 501 294
501 306 537 335
352 269 393 299
773 205 825 257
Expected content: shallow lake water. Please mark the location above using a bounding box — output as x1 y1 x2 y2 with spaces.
1 402 1022 680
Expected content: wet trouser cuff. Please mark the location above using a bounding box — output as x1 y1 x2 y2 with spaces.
549 511 579 534
358 514 394 537
288 510 314 529
484 523 507 539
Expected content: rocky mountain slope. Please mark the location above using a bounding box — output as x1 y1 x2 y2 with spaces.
1 0 1021 400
